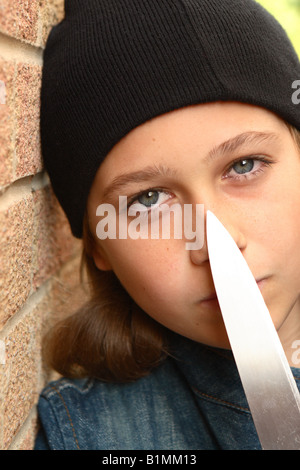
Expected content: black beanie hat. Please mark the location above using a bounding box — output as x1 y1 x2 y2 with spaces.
41 0 300 238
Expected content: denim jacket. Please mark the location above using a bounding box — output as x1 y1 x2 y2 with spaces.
34 332 300 450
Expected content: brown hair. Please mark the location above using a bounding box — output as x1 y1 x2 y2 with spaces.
42 214 168 382
43 124 300 382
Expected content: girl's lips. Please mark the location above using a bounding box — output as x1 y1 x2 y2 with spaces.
200 277 268 304
200 292 218 304
256 277 269 291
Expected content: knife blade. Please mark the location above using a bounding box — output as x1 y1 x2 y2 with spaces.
206 210 300 450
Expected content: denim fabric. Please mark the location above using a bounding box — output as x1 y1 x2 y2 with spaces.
34 333 300 450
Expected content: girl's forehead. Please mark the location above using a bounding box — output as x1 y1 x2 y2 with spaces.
85 101 296 214
98 102 286 168
115 102 283 144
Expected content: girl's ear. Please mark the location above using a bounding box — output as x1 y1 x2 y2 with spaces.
92 244 113 271
83 213 113 271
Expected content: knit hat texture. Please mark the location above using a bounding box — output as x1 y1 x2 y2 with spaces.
41 0 300 238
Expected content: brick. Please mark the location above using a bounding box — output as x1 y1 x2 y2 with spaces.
0 0 65 48
0 305 43 449
0 0 39 45
49 254 88 325
32 186 81 291
0 59 15 188
40 0 65 47
0 183 82 327
0 59 43 187
0 251 86 449
10 415 38 450
0 195 34 328
0 253 86 449
0 1 19 41
16 0 40 45
14 63 43 179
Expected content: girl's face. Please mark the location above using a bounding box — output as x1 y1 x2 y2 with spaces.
88 102 300 359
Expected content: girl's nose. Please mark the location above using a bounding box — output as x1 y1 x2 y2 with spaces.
189 210 247 266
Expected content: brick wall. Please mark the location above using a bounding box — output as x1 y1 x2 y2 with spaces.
0 1 87 450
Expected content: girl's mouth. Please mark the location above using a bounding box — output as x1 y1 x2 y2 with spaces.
256 277 269 291
199 292 219 308
200 277 268 305
201 293 218 302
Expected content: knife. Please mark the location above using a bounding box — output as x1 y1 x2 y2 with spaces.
206 210 300 450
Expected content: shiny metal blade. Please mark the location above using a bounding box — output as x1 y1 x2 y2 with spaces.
206 210 300 450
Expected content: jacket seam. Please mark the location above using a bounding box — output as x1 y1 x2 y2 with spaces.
192 387 251 414
50 385 81 450
45 379 94 398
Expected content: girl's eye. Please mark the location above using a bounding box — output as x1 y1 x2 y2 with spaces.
128 190 171 210
223 156 274 181
138 190 160 207
231 159 254 174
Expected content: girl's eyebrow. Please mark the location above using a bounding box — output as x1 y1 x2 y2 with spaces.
102 164 178 200
102 131 279 199
206 131 279 162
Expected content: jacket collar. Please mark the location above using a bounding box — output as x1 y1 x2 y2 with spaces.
167 332 300 413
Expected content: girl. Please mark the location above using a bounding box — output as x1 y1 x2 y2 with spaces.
35 0 300 450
